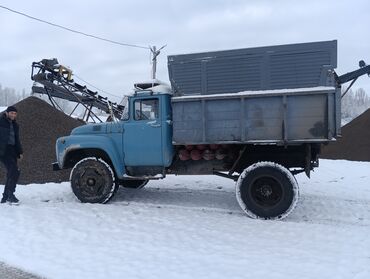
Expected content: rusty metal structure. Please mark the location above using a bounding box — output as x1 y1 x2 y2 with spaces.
31 59 124 122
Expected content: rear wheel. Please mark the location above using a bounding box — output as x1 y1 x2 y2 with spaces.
121 180 149 189
70 157 118 203
236 162 299 220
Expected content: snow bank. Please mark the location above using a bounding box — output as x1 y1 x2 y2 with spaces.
0 159 369 279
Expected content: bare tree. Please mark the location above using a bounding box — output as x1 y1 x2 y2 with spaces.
0 83 28 106
341 88 370 123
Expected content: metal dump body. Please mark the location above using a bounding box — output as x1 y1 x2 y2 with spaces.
168 40 337 96
168 40 341 145
171 86 340 145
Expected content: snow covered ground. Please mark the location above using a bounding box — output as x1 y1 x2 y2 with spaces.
0 159 370 279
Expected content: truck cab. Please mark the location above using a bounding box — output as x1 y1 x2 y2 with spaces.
120 87 174 173
54 83 174 201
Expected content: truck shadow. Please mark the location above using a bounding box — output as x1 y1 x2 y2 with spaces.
113 185 242 214
112 186 370 226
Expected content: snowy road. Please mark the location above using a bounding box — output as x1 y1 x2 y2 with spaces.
0 159 370 279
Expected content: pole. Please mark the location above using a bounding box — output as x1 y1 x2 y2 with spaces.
151 46 157 79
150 45 166 80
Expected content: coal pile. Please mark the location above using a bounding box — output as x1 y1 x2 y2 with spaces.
320 108 370 161
0 96 83 184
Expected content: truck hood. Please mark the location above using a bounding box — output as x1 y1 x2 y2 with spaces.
71 123 108 135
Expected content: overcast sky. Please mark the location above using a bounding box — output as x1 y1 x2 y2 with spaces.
0 0 369 102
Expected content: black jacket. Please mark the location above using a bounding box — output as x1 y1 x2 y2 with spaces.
0 113 23 157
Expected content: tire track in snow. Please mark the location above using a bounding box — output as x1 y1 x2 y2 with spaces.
23 185 370 228
112 187 370 227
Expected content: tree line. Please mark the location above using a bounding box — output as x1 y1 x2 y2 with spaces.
0 83 73 112
341 88 370 123
0 84 28 106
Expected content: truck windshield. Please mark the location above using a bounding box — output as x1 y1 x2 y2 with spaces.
120 96 129 121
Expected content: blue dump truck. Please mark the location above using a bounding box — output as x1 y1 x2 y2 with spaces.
52 40 370 220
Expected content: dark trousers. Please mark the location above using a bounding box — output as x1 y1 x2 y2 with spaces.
0 145 20 198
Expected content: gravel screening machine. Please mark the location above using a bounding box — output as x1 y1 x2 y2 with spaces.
31 58 124 122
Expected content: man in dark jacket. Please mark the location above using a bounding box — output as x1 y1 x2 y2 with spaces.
0 106 23 204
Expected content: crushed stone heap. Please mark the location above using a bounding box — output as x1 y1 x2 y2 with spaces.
320 108 370 161
0 96 83 184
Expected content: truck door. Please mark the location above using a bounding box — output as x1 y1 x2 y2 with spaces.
123 97 163 166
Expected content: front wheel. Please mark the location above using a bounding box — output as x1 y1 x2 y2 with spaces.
236 162 299 220
70 157 118 203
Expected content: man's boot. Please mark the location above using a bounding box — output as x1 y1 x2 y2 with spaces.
7 194 19 205
1 194 8 204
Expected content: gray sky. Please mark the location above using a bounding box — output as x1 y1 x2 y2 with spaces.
0 0 369 102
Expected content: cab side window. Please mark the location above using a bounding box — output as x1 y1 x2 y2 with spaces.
134 99 159 120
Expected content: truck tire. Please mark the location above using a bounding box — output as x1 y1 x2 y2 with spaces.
236 162 299 220
70 157 118 203
121 180 149 189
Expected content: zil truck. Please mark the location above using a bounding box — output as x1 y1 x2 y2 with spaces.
51 40 370 220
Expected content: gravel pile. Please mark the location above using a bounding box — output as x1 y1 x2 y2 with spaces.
0 96 83 184
320 108 370 161
0 261 44 279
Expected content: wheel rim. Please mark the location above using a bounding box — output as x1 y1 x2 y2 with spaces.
78 167 107 198
250 176 283 208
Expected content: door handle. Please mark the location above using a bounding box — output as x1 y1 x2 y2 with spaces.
148 122 161 128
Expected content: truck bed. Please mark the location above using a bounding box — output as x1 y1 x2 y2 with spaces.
168 40 341 145
168 40 337 96
171 86 341 145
